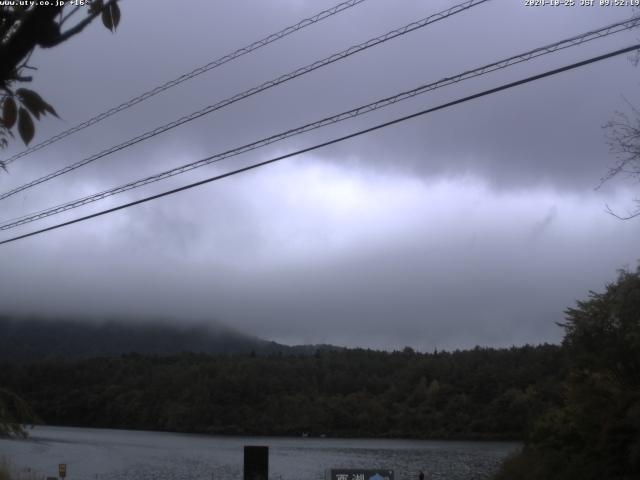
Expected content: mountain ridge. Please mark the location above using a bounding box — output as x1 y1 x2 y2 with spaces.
0 315 339 362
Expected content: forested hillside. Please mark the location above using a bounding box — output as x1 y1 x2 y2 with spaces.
0 345 564 439
0 317 334 362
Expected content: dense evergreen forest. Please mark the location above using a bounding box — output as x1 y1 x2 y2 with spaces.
0 344 564 440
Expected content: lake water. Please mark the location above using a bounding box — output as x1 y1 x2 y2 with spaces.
0 426 519 480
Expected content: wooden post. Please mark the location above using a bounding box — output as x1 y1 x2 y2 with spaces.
244 445 268 480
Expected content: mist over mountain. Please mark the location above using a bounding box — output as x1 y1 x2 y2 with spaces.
0 316 337 362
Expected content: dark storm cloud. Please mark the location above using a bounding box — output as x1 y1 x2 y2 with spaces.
2 0 635 191
1 0 639 349
2 160 640 349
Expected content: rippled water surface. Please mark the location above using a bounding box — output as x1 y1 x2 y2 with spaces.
0 426 519 480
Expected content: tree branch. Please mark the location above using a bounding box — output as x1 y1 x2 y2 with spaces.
0 1 118 83
55 0 119 46
0 6 62 81
59 5 82 27
605 203 640 220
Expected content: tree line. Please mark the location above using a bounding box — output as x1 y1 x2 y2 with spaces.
0 343 565 440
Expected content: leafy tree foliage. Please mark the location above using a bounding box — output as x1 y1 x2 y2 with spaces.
0 344 564 440
0 0 121 156
495 268 640 480
0 387 38 438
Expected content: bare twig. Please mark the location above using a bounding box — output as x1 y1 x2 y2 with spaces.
605 202 640 220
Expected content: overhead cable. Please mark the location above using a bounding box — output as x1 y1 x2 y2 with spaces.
0 0 490 201
1 17 638 230
1 43 638 246
1 0 370 166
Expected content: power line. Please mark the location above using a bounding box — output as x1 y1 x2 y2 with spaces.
2 17 638 230
1 43 637 247
0 0 490 201
1 0 370 166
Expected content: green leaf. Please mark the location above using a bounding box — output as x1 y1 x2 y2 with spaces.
16 89 43 119
111 2 121 30
101 2 120 32
16 88 58 119
43 101 59 118
16 88 45 119
101 7 112 31
2 97 17 129
17 107 34 145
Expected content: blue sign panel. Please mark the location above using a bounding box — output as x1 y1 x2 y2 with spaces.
329 469 394 480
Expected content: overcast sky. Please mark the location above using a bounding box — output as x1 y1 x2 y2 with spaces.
1 0 640 350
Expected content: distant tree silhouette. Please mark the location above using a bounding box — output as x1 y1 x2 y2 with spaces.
0 387 38 438
0 344 565 439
